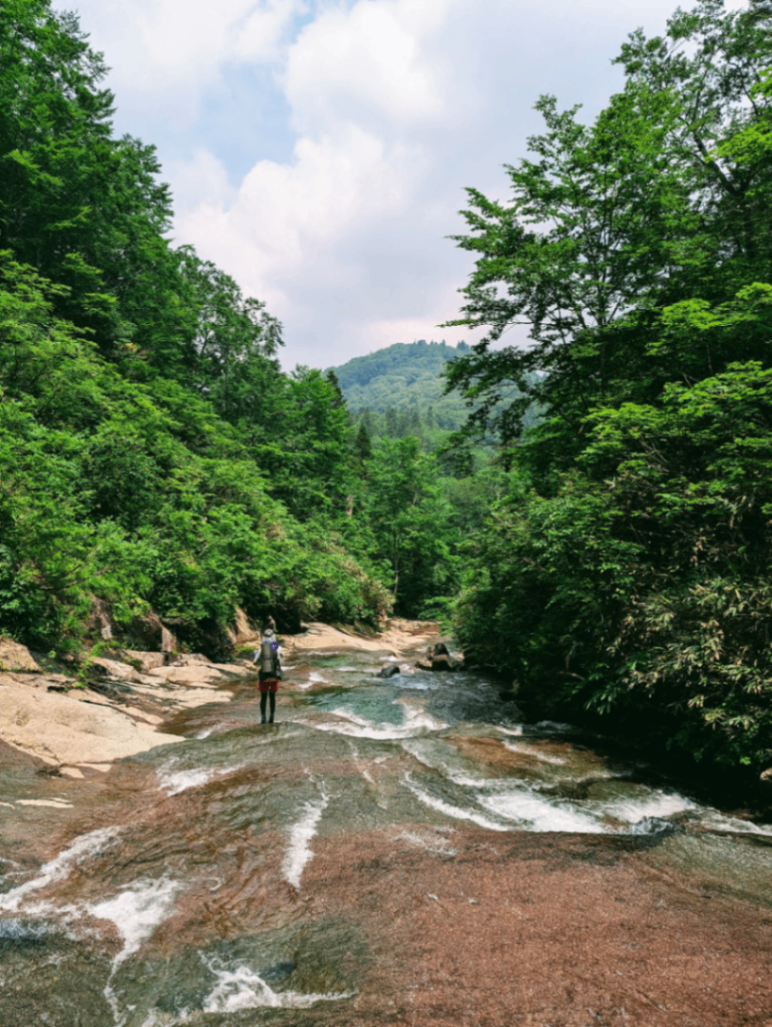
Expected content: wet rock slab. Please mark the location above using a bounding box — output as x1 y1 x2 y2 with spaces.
300 827 772 1027
0 924 115 1027
2 630 772 1027
108 920 366 1026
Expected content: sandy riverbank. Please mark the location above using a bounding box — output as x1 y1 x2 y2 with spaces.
282 618 437 657
0 620 437 775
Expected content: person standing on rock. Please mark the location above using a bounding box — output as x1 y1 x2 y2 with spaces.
254 621 283 724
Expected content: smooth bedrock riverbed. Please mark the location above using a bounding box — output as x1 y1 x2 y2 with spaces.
1 642 771 1026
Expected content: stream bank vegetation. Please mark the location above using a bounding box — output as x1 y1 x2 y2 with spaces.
0 0 394 655
0 0 479 660
446 0 772 777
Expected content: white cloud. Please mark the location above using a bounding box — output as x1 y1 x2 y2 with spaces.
168 149 236 217
63 0 301 122
235 0 307 63
175 121 429 311
172 0 479 363
60 0 729 367
284 0 451 131
170 0 674 365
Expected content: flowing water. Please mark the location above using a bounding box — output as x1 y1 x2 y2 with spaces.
1 646 771 1026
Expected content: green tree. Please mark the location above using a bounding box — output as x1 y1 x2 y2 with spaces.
0 0 395 655
447 0 772 773
365 437 455 616
0 0 188 369
324 368 346 408
456 355 772 768
354 420 373 463
0 254 390 650
384 406 398 436
444 0 772 449
246 366 355 522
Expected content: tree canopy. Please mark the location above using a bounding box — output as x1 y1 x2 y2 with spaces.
448 0 772 772
444 0 772 446
0 0 394 651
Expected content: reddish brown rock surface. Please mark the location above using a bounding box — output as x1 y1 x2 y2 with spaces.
299 828 772 1027
2 624 771 1027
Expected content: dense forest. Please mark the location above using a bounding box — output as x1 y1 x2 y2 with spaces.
2 0 772 776
0 0 488 653
446 0 772 774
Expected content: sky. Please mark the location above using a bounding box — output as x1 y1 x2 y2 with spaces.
53 0 745 369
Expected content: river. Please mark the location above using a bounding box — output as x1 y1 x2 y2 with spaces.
2 640 772 1026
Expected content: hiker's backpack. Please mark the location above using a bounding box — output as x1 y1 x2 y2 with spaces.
260 638 280 677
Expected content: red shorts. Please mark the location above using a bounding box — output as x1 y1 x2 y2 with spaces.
258 677 279 694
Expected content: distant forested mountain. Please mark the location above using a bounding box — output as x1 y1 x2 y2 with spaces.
329 340 469 428
329 340 539 439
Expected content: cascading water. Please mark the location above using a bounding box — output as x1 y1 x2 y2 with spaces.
1 646 771 1026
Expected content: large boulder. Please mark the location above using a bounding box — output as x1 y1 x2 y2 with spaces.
90 657 144 683
227 607 259 646
415 642 462 672
148 665 230 686
87 596 114 641
0 638 41 673
431 653 457 671
130 612 178 653
147 659 251 687
125 650 166 672
0 678 182 767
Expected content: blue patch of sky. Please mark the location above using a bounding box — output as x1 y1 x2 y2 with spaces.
103 0 334 189
197 62 297 184
196 0 332 185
